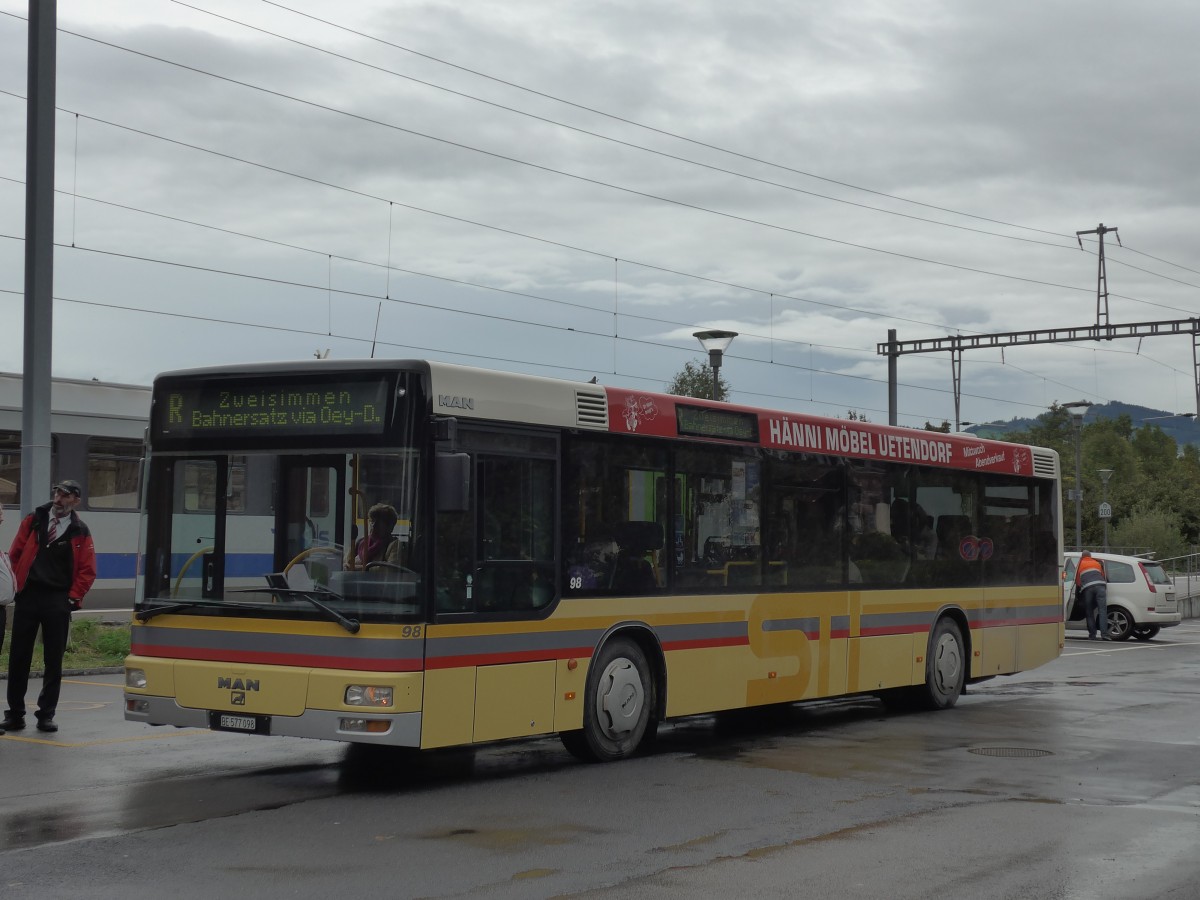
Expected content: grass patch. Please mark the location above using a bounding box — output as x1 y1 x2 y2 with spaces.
0 619 130 673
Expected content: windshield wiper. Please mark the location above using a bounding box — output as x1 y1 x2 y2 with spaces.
142 590 361 634
135 599 265 622
254 587 361 634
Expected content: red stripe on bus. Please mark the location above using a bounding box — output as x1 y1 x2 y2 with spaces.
977 615 1062 627
857 625 931 637
425 646 597 669
660 635 749 652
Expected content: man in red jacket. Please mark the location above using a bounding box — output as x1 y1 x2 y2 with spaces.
2 480 97 733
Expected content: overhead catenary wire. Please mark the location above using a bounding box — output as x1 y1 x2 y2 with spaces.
0 29 1144 303
7 8 1192 294
0 10 1187 417
249 0 1200 287
0 122 1157 420
0 281 1089 421
0 90 1193 326
252 0 1074 242
0 174 1130 414
167 0 1078 253
0 191 1152 405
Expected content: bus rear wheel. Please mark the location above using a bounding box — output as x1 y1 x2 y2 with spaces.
916 617 965 710
561 637 655 763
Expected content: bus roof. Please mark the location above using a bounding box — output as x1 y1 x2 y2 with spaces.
151 358 1058 478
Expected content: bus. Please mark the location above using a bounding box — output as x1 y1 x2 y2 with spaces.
124 359 1064 761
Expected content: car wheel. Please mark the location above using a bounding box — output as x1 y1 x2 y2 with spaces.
560 637 655 762
1133 625 1160 641
1106 608 1134 641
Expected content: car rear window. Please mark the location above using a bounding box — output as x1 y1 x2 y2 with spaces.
1141 563 1171 585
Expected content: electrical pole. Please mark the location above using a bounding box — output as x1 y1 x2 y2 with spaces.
22 0 57 515
1075 223 1120 334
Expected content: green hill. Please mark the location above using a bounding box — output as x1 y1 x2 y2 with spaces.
963 402 1200 445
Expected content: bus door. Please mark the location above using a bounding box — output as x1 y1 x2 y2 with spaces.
423 426 559 748
276 456 346 588
144 456 230 601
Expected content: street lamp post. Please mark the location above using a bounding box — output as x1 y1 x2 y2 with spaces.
1097 468 1114 553
693 330 738 401
1063 401 1093 551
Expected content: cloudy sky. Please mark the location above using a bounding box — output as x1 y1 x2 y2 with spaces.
3 0 1200 429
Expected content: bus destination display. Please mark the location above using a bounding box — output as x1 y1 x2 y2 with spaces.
676 404 758 442
157 377 390 440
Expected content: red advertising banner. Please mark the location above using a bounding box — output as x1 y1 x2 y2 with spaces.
606 387 1039 477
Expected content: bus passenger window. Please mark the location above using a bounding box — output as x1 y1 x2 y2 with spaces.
561 436 667 597
609 521 663 594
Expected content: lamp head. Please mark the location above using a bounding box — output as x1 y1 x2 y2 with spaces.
1062 400 1092 425
693 330 738 355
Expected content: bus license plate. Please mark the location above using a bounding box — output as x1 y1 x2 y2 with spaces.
210 712 269 734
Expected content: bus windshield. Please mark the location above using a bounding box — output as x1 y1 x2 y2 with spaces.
139 448 425 624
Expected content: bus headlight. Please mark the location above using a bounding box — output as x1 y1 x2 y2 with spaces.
126 668 147 689
345 685 393 707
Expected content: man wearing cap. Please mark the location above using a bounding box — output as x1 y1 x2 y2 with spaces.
2 480 97 733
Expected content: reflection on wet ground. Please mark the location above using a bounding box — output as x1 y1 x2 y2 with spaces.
5 643 1182 853
3 694 897 851
6 808 88 850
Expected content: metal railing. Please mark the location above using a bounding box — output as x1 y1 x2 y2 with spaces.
1159 551 1200 578
1158 552 1200 608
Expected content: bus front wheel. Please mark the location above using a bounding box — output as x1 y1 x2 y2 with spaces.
917 617 965 710
561 637 654 763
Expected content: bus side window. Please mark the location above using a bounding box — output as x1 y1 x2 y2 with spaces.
609 521 663 594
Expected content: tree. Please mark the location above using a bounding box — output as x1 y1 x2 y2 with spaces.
666 359 730 401
1109 503 1188 559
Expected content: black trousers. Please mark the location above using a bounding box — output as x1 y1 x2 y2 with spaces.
6 589 72 722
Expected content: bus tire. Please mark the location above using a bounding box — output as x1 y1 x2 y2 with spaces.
917 617 965 710
561 637 654 763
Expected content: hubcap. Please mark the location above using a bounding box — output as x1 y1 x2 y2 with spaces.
595 657 644 739
932 633 962 694
1108 610 1130 638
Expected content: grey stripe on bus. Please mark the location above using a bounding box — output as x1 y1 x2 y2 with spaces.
131 626 421 660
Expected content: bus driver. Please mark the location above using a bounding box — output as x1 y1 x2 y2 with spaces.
347 503 401 569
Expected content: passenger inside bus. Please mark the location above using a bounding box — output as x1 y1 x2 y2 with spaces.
346 502 402 569
609 521 662 595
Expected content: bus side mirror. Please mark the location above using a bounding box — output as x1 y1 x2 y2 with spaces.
436 452 470 512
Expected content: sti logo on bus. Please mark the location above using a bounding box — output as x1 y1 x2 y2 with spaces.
218 676 260 706
438 395 474 410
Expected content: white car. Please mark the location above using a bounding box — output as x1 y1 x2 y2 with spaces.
1063 551 1182 641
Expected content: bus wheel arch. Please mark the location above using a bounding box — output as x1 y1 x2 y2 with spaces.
561 626 662 762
